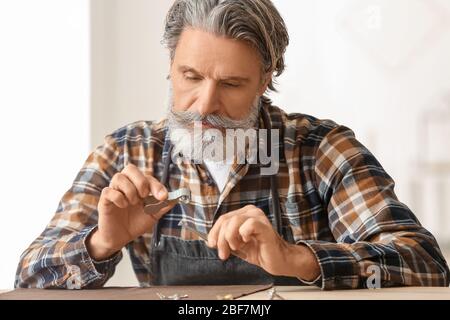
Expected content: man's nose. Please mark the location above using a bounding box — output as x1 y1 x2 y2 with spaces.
195 80 220 116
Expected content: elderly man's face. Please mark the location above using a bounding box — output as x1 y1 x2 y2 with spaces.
170 28 269 123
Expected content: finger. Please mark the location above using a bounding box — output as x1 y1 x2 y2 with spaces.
147 175 168 201
110 173 140 205
208 206 263 248
222 205 261 218
208 215 227 248
217 220 231 260
226 215 250 251
100 187 129 209
122 164 151 198
239 217 268 243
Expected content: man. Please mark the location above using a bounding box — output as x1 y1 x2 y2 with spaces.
16 0 449 290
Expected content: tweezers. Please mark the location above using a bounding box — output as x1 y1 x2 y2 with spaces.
143 188 190 215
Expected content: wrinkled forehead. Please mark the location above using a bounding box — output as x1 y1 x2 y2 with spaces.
172 28 263 80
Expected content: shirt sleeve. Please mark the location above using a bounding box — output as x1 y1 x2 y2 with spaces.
14 134 124 289
299 125 450 290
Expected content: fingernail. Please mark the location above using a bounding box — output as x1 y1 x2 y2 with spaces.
158 189 167 198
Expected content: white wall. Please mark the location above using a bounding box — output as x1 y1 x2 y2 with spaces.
90 0 173 149
0 0 90 289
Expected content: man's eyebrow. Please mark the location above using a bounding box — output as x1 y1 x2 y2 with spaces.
178 65 202 75
220 75 250 83
178 65 250 82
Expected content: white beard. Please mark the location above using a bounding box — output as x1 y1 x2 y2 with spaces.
167 95 261 164
169 124 215 163
170 125 257 164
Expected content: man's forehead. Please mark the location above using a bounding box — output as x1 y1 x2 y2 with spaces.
173 28 262 77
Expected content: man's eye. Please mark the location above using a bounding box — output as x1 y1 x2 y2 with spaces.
222 82 240 88
184 75 201 82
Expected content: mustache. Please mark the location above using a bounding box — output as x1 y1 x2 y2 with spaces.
167 108 259 130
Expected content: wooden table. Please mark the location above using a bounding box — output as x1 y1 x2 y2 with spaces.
241 286 450 300
1 286 449 300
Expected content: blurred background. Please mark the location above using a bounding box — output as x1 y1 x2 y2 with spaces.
0 0 449 288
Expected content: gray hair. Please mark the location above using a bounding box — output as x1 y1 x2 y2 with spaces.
162 0 289 96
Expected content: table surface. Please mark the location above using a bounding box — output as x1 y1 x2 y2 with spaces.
1 286 449 300
243 286 450 300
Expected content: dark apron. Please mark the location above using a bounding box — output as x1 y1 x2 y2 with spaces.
149 230 302 286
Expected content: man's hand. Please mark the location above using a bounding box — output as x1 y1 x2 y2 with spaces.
86 164 175 261
207 205 321 282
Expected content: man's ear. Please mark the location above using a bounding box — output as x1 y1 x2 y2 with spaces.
258 73 272 96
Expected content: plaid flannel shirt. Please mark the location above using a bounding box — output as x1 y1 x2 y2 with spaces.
15 104 449 290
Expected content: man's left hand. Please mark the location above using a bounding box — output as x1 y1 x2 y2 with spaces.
207 205 320 281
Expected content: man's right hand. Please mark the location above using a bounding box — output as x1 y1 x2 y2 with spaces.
86 164 175 261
